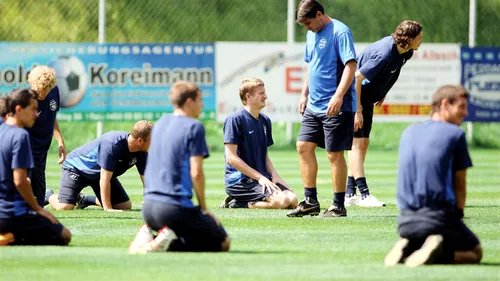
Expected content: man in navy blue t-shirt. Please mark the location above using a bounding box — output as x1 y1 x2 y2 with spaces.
220 78 299 209
26 66 66 206
346 21 423 208
385 85 482 267
288 0 357 218
46 120 153 212
0 88 71 246
129 81 229 254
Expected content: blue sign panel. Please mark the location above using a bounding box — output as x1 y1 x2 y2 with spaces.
461 47 500 122
0 43 216 121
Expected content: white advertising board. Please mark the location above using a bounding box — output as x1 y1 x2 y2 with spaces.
216 42 460 122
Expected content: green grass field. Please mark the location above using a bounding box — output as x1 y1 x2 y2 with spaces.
1 149 499 281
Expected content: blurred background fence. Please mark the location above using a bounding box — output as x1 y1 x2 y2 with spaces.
0 0 499 151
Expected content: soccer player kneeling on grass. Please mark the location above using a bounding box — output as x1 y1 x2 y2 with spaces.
129 81 230 254
45 120 153 212
0 89 71 246
384 85 482 267
219 78 298 209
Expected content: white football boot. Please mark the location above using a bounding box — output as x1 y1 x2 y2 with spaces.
358 194 386 207
139 227 178 254
129 225 155 254
345 194 361 207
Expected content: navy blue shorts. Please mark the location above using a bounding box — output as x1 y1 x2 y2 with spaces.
353 102 374 138
0 214 65 245
226 179 291 202
28 164 46 206
398 208 480 254
58 167 130 205
297 108 354 152
142 200 228 252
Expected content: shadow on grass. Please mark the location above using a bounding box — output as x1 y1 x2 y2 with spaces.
228 250 289 254
58 216 143 220
479 262 500 266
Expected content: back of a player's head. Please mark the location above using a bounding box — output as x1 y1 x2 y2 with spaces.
28 65 57 93
431 85 469 114
7 88 37 115
296 0 324 22
130 120 154 140
170 81 201 108
239 77 265 105
392 20 423 49
0 96 8 118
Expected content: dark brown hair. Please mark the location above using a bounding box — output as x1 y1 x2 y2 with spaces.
296 0 324 22
170 81 201 108
431 85 470 114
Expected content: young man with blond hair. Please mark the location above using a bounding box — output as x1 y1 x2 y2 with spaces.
26 65 66 206
0 89 71 246
130 81 229 253
220 78 298 209
385 85 482 267
346 20 423 207
46 120 153 212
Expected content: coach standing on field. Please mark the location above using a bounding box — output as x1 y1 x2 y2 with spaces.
26 65 66 206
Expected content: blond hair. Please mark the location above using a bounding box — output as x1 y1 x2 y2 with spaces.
239 78 264 105
27 65 57 92
130 120 154 140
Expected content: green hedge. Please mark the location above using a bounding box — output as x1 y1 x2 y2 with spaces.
49 121 500 154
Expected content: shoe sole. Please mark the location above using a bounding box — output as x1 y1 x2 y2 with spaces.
404 235 443 268
322 212 347 217
384 238 410 266
0 233 14 246
286 209 320 217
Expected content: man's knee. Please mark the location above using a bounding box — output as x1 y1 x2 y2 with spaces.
52 203 76 210
60 227 72 245
287 192 299 208
113 200 132 210
471 244 483 263
296 141 315 155
326 151 344 163
220 236 230 252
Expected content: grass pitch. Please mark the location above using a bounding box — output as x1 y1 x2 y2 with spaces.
1 149 499 281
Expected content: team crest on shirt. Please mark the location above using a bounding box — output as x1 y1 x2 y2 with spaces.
319 37 327 49
49 99 57 111
129 157 137 166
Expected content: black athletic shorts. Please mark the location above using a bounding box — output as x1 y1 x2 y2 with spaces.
0 213 65 245
353 102 374 138
28 164 46 207
398 208 480 255
142 200 228 252
58 166 130 205
297 108 354 152
226 178 291 202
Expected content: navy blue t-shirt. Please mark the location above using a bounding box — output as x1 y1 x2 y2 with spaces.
358 36 413 103
305 20 357 113
0 123 34 218
144 115 209 208
397 120 473 210
25 86 60 165
224 108 274 187
63 131 147 181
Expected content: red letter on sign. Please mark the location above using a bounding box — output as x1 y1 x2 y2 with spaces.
286 67 303 93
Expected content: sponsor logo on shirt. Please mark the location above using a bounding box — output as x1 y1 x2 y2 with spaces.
49 99 57 111
249 131 254 134
319 37 327 49
129 157 137 166
391 69 397 73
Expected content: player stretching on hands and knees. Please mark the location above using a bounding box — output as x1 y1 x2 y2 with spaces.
287 0 358 217
385 85 482 267
26 66 66 207
219 78 298 209
45 120 152 211
346 21 423 207
0 89 71 246
129 81 230 254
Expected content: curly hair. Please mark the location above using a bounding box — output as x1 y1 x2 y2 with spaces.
27 65 57 93
392 20 423 49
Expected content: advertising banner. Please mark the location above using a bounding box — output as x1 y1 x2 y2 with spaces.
216 42 460 122
461 47 500 122
0 43 216 121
